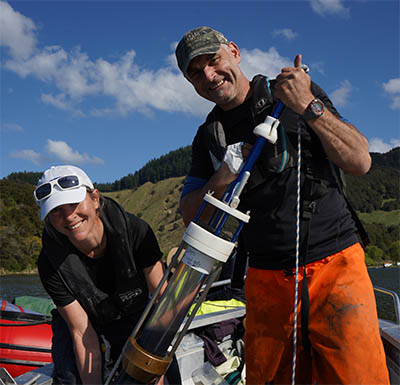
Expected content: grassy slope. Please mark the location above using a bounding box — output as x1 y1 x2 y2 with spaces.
358 210 400 226
103 176 186 257
102 176 398 260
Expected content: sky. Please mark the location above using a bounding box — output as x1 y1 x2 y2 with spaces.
1 0 399 184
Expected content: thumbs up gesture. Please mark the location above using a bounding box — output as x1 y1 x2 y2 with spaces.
274 53 314 116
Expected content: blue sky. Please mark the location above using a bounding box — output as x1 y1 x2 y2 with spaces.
1 0 399 184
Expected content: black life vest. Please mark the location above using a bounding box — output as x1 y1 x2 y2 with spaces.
198 74 369 273
41 197 149 330
199 74 298 192
198 75 369 352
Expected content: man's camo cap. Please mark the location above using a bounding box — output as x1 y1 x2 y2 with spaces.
175 26 228 77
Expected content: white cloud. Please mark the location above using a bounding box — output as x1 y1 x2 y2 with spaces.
0 2 292 118
369 138 400 153
9 139 104 167
240 47 292 79
1 123 23 132
41 93 85 117
10 149 42 165
382 78 400 110
309 61 325 75
272 28 298 40
0 1 37 60
41 93 71 110
330 80 353 107
310 0 350 17
94 52 210 116
383 78 400 94
46 140 104 165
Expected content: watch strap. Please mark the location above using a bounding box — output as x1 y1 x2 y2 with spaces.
302 98 324 121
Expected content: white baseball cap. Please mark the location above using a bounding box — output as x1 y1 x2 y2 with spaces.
34 165 94 220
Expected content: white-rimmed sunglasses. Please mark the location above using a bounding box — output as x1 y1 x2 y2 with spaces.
34 175 86 201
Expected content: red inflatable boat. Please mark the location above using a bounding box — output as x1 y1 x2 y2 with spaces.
0 301 53 377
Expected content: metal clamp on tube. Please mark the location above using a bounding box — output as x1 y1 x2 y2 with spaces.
253 116 281 144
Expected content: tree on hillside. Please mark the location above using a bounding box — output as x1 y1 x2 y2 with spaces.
1 147 399 272
388 241 400 263
370 147 400 168
96 146 191 192
6 171 42 185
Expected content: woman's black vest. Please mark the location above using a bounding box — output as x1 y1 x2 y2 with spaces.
41 197 149 330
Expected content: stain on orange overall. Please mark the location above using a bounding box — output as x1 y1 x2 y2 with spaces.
245 243 390 385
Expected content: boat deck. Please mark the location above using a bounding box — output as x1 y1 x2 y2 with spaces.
379 319 400 385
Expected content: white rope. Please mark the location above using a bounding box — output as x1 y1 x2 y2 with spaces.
291 119 302 385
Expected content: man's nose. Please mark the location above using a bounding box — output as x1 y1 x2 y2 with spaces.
203 65 216 81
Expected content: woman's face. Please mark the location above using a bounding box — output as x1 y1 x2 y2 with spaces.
48 190 101 244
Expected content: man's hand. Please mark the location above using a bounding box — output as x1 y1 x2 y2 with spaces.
180 141 253 226
274 53 314 115
275 54 371 175
241 142 253 159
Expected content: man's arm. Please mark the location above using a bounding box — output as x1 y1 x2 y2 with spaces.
58 301 103 385
180 162 237 226
306 111 370 175
274 54 371 176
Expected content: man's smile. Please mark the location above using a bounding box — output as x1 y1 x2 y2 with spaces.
209 79 225 90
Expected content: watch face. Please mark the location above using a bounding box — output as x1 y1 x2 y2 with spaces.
311 99 324 116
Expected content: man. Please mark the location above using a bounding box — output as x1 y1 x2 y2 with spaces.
175 26 389 385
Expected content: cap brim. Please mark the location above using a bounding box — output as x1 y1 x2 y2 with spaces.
184 44 221 76
40 186 87 220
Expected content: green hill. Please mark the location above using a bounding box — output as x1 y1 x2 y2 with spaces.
345 148 399 212
104 177 186 255
1 147 399 272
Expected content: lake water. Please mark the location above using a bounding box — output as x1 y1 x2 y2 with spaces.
0 274 49 301
1 268 399 320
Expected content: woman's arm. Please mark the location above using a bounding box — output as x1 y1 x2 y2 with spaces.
143 260 167 295
58 300 103 385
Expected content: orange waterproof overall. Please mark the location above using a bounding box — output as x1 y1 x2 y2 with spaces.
245 243 390 385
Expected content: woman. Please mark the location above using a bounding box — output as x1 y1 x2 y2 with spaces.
35 165 167 384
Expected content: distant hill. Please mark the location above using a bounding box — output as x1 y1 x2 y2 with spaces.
96 146 191 192
1 147 399 272
346 147 400 212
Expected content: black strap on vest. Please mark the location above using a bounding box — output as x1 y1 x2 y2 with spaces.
231 238 248 289
298 172 327 352
298 159 370 351
328 162 370 247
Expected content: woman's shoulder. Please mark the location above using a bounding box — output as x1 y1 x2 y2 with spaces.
101 195 150 232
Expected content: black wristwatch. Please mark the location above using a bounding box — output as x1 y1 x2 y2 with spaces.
302 98 325 121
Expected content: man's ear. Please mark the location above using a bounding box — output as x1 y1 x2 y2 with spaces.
228 42 241 63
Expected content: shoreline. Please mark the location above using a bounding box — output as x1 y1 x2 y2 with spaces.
0 269 39 276
1 265 398 276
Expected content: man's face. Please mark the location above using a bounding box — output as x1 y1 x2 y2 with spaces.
186 42 246 111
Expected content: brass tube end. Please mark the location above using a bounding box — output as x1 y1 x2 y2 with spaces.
122 336 172 383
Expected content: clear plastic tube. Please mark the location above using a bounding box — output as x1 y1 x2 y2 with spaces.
137 247 218 356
